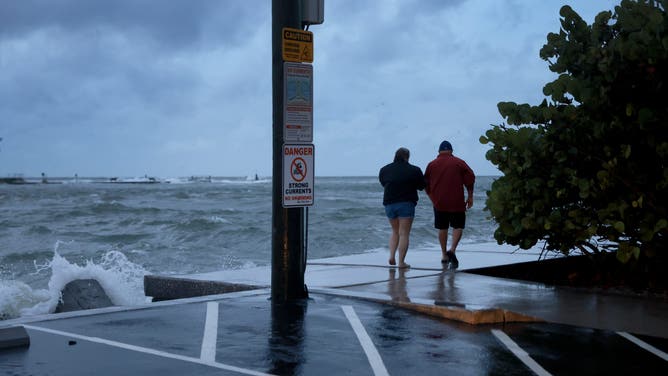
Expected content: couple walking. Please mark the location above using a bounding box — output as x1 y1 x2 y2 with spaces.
378 140 475 269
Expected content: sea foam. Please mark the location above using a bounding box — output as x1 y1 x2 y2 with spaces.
0 244 149 320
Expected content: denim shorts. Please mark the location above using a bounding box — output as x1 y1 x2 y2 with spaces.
384 201 416 219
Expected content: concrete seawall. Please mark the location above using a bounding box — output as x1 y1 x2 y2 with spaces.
144 275 261 301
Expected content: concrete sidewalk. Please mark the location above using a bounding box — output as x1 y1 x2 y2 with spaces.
339 268 668 338
150 247 668 338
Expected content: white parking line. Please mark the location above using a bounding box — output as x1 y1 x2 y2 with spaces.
341 305 390 376
617 331 668 361
491 329 552 376
23 325 274 376
200 301 219 362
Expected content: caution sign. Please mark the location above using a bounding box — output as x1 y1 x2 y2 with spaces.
283 144 314 207
282 27 313 63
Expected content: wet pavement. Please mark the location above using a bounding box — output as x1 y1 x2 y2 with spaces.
342 268 668 338
2 248 668 375
2 290 667 375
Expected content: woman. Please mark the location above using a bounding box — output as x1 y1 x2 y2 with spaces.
378 147 425 268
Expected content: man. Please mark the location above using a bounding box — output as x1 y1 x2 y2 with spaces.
379 147 425 268
425 140 475 269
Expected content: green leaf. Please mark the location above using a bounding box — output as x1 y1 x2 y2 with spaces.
623 145 631 159
614 221 625 233
626 103 634 116
617 249 632 263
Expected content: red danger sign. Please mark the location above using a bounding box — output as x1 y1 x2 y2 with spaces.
283 144 314 207
290 157 307 182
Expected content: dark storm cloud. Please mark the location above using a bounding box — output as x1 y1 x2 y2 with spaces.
0 0 269 127
0 29 200 133
0 0 262 49
0 0 621 177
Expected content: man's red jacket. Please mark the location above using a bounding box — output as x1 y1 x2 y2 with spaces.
425 153 475 212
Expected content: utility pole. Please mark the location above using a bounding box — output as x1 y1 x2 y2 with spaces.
271 0 307 302
271 0 323 302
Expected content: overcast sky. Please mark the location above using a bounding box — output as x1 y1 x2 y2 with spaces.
1 0 619 178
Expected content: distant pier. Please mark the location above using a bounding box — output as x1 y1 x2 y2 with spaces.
0 177 31 184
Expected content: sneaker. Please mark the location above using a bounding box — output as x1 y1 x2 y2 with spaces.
446 251 459 270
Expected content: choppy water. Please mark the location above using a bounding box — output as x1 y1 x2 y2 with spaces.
0 175 498 319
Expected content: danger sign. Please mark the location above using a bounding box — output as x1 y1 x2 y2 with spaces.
283 144 314 207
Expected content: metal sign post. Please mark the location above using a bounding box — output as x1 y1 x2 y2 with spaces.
271 0 308 302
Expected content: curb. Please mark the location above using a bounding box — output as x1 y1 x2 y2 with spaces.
311 288 543 325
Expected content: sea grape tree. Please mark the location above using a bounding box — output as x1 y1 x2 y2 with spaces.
481 0 667 263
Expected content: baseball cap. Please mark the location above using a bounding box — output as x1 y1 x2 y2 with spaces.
439 140 453 152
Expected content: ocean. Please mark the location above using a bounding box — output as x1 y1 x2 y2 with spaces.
0 175 499 320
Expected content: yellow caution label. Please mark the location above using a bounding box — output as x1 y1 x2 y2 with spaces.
282 27 313 63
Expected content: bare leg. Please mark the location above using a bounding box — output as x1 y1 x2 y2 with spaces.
388 218 399 265
397 217 414 267
438 229 449 261
450 228 463 253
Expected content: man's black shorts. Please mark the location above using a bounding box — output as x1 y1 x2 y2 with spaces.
433 209 466 229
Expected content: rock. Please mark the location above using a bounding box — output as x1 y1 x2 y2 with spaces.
55 279 113 313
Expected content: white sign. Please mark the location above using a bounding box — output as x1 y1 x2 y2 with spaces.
283 144 314 207
284 62 313 143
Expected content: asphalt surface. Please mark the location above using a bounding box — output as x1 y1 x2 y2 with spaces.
2 249 668 375
2 289 667 375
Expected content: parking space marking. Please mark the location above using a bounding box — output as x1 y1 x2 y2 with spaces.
200 302 219 362
617 331 668 361
23 324 274 376
491 329 552 376
341 305 390 376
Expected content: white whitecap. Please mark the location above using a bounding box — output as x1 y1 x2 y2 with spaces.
14 247 150 318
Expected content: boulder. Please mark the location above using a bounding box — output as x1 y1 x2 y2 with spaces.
55 279 113 313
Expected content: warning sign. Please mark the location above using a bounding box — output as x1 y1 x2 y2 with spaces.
284 62 313 143
283 144 314 207
282 27 313 63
